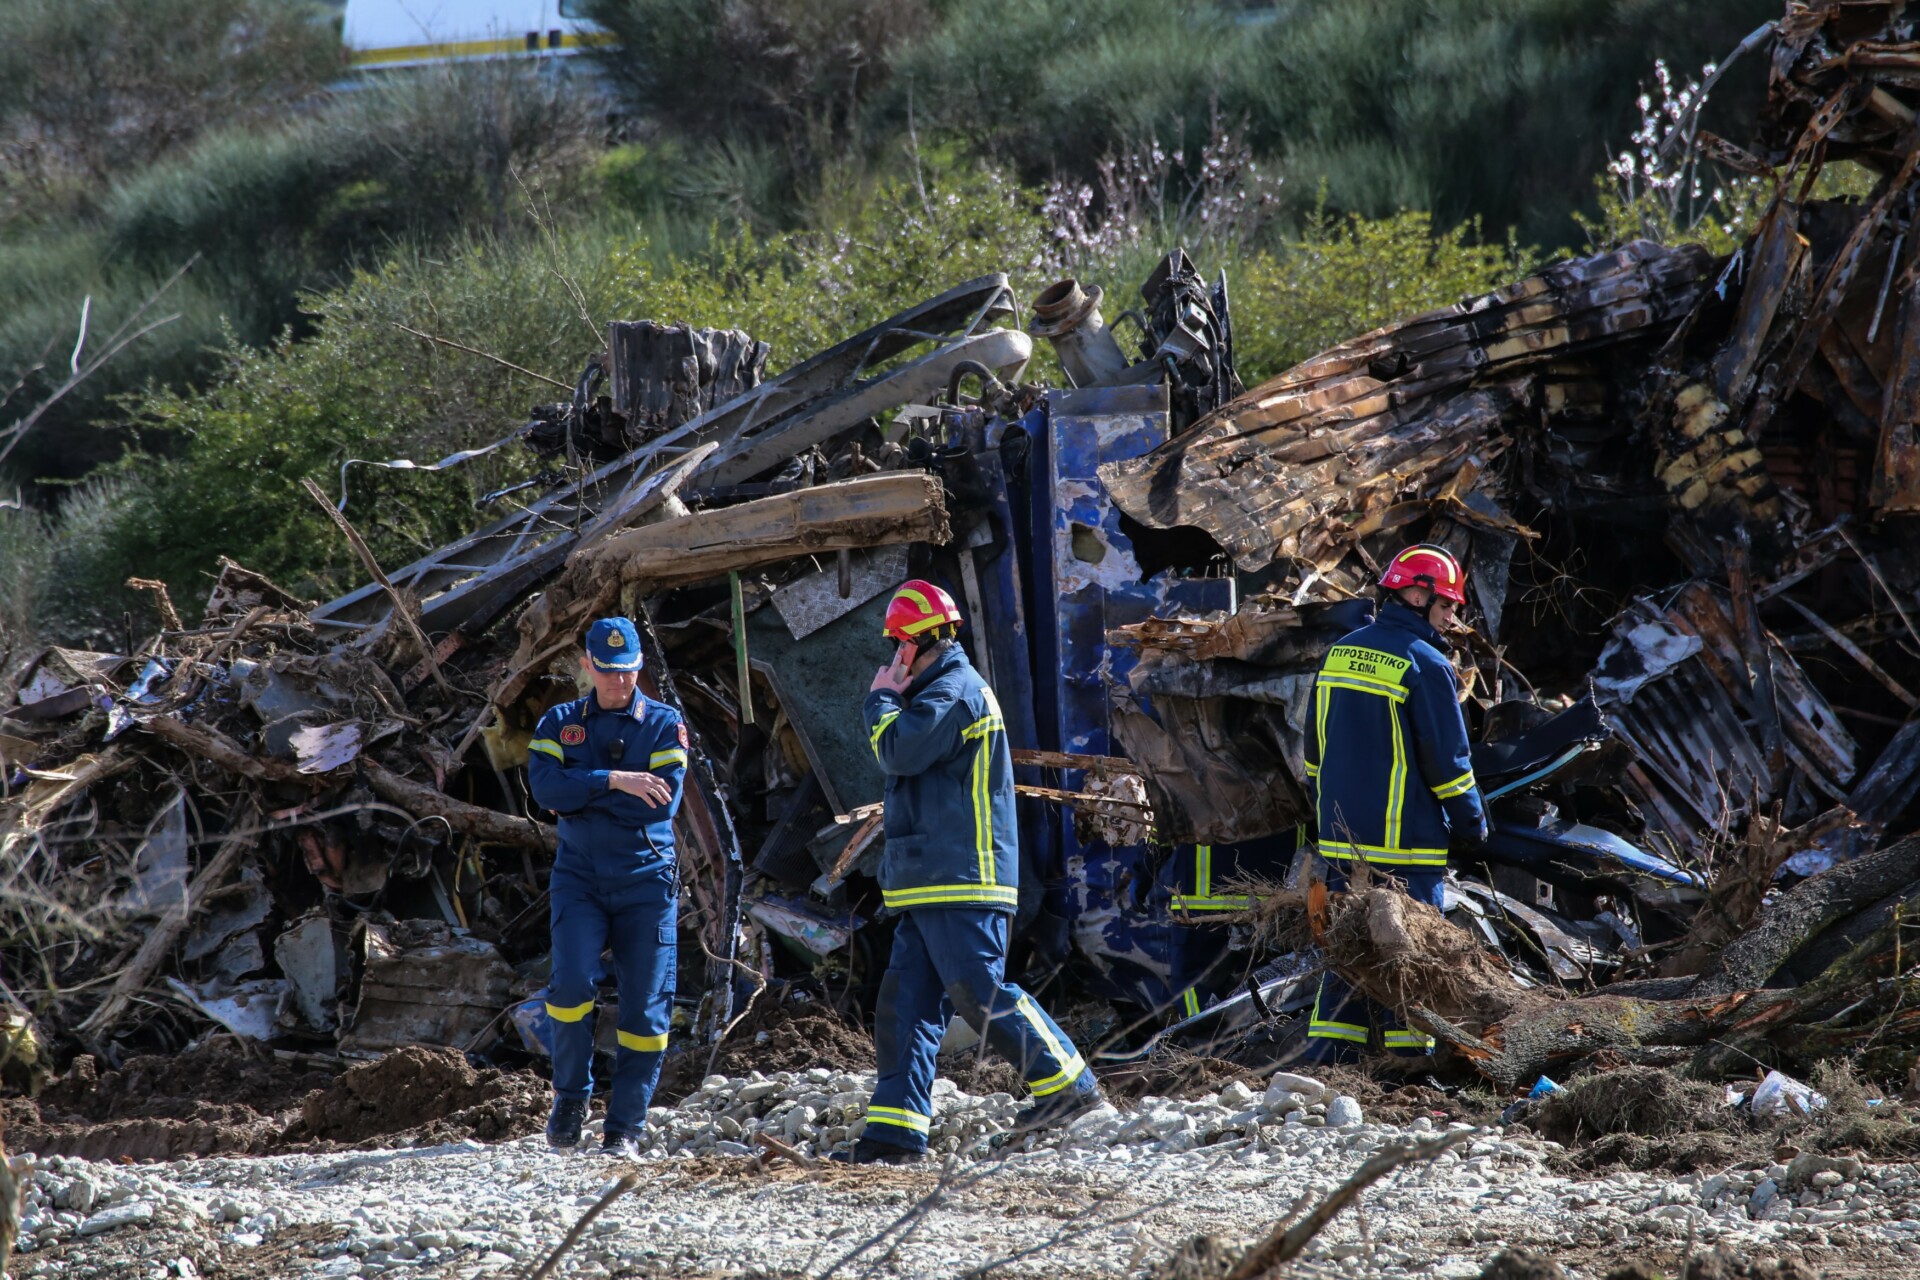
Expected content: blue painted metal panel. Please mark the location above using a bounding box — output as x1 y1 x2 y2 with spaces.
1029 385 1234 1002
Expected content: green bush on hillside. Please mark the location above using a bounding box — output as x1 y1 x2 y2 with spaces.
0 0 339 215
1 61 607 489
1235 206 1536 383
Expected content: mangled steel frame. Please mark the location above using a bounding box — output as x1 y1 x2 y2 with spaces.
309 275 1026 642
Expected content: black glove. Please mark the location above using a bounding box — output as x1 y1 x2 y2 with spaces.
1451 822 1489 857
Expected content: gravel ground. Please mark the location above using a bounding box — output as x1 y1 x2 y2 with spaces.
22 1070 1920 1279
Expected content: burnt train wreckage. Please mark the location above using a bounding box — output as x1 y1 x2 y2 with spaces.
6 1 1920 1102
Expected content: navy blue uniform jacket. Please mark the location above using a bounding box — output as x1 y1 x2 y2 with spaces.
527 692 688 875
1305 600 1487 867
862 644 1018 912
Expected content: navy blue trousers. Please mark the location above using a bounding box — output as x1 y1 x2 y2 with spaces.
1303 863 1442 1063
863 907 1095 1153
547 859 677 1139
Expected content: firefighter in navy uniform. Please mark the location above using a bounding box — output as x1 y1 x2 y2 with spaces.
527 617 690 1157
1302 545 1488 1062
844 580 1103 1165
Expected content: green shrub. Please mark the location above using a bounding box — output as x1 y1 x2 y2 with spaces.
0 0 340 216
1228 0 1781 246
584 0 932 169
883 0 1246 183
1233 206 1537 384
0 233 234 488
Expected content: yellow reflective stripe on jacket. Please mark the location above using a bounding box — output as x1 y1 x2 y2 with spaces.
966 713 1003 886
866 1105 930 1133
528 738 565 760
881 883 1021 909
1385 701 1408 851
1319 841 1448 867
617 1029 668 1052
959 688 1006 887
648 748 688 769
1303 760 1319 778
1313 682 1331 834
1432 769 1476 799
869 710 900 762
546 999 594 1023
1171 844 1252 911
1318 674 1408 703
1181 988 1201 1018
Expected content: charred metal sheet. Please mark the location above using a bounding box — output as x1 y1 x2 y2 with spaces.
275 913 345 1034
337 920 516 1057
1594 585 1856 856
310 275 1023 640
1100 241 1714 573
745 593 892 819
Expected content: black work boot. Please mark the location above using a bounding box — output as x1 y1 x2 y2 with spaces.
829 1138 928 1166
546 1097 588 1150
602 1129 645 1160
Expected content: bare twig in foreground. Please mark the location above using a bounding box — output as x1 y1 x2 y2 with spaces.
298 477 451 691
1224 1128 1479 1279
525 1170 638 1280
752 1131 819 1170
390 322 572 390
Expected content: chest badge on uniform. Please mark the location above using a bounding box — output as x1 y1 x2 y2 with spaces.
560 724 586 745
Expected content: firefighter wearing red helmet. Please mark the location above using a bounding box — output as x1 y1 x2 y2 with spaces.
1301 544 1488 1063
840 579 1102 1164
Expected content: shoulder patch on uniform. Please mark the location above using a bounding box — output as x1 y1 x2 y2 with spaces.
559 724 586 745
677 721 689 748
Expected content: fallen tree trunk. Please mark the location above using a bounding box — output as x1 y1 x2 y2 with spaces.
1326 870 1920 1089
1690 832 1920 996
495 471 950 712
142 714 555 850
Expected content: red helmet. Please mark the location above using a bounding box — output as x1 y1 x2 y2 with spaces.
883 579 964 643
1379 544 1467 604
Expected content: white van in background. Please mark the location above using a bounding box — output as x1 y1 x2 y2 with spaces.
342 1 612 71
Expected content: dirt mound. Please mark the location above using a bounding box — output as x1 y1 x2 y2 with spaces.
281 1046 545 1147
6 1039 547 1158
1682 1249 1825 1280
39 1037 336 1122
659 992 877 1102
942 1052 1024 1098
5 1037 336 1160
1104 1050 1257 1105
3 1103 284 1161
1480 1250 1568 1280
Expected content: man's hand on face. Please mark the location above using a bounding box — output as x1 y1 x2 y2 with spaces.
609 771 673 805
870 644 914 695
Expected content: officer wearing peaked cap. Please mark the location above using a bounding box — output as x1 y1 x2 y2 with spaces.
527 617 690 1157
842 580 1103 1165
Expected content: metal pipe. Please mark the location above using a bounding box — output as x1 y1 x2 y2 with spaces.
1027 279 1131 387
